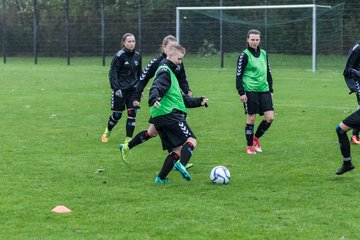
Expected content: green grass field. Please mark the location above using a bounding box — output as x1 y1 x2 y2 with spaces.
1 54 360 240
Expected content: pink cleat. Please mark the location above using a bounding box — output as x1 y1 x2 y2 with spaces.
246 146 256 155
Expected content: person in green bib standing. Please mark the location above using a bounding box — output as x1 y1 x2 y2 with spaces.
236 29 274 155
149 43 207 183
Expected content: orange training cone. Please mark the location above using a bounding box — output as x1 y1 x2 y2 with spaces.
51 205 72 213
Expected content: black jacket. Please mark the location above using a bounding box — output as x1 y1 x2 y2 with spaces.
236 46 273 96
343 41 360 99
109 48 142 91
135 52 190 101
344 41 360 79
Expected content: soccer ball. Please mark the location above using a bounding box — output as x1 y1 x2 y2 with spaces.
210 166 230 184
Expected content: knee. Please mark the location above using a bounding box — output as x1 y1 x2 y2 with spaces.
187 137 197 148
265 116 274 123
147 124 158 137
112 111 122 120
336 124 346 134
127 108 137 119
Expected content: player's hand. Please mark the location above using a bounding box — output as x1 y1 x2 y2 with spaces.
187 90 193 97
200 96 208 107
133 100 140 108
240 94 247 103
115 89 122 97
153 100 161 109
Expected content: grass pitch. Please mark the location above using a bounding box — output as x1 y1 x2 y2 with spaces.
1 54 360 239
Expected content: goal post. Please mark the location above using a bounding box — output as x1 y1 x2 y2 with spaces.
176 4 340 72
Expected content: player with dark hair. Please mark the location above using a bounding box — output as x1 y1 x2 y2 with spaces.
148 43 207 183
119 35 193 165
236 29 274 155
101 33 142 143
343 40 360 145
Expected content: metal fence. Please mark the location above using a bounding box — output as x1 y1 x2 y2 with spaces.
0 0 358 65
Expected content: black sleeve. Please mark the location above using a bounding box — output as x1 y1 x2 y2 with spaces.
266 55 273 93
344 44 360 78
136 53 142 82
135 58 160 101
183 95 203 108
148 67 171 106
177 63 191 94
235 52 248 96
109 55 121 91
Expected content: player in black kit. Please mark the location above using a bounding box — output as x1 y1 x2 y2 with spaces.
343 41 360 145
101 33 142 144
335 40 360 175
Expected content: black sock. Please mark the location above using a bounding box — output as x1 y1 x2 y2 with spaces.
128 130 151 149
255 120 272 138
336 125 351 161
180 142 195 166
245 124 254 146
107 112 122 131
126 109 136 138
158 152 179 180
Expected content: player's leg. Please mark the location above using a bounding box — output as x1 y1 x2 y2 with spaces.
245 114 256 154
125 108 137 143
128 123 158 149
102 111 122 142
154 126 181 183
119 123 158 164
336 122 354 175
253 92 275 152
124 91 137 143
102 90 124 142
164 120 193 180
351 93 360 144
156 148 181 183
335 109 360 175
243 92 257 154
351 128 360 144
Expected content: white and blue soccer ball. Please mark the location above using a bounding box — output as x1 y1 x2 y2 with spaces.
210 166 230 184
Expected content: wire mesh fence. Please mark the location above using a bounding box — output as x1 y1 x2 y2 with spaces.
0 0 358 65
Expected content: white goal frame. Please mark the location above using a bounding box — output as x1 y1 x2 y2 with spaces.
176 4 332 72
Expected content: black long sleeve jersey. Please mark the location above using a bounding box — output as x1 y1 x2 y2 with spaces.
344 41 360 78
236 46 273 96
135 52 190 101
108 48 142 91
343 41 360 103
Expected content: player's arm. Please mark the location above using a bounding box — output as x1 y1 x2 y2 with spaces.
109 55 122 95
177 63 192 95
266 55 274 94
183 95 208 108
135 58 159 102
344 44 360 78
235 53 248 102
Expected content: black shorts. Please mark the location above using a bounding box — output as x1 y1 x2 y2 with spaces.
111 88 136 112
152 112 195 150
244 91 274 116
343 109 360 129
